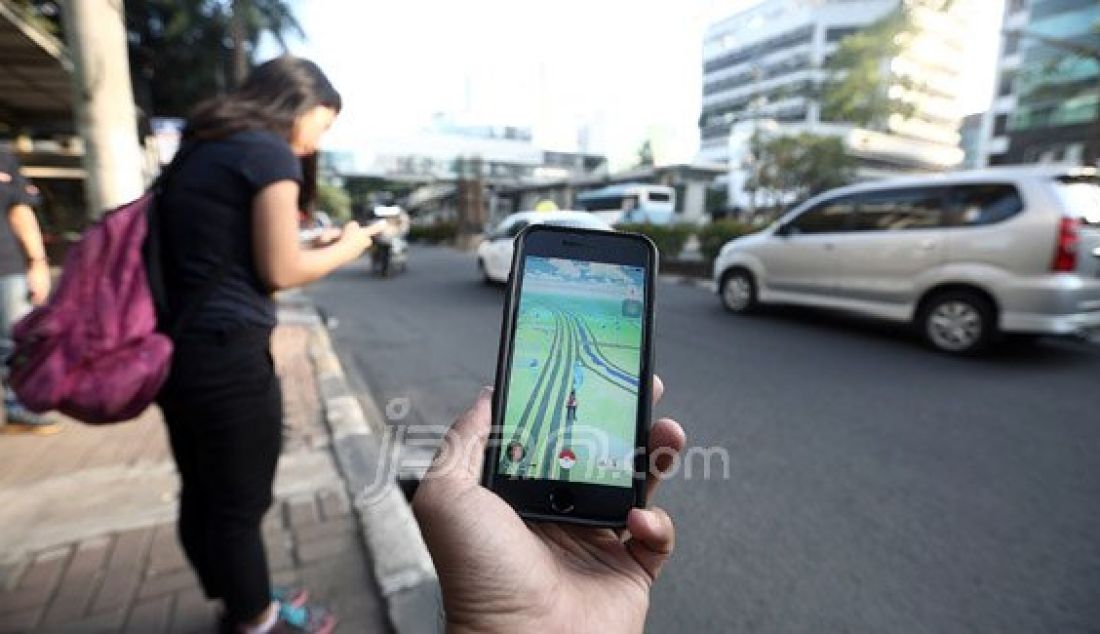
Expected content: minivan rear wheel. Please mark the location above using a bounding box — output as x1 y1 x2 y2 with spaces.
721 269 757 314
919 291 995 354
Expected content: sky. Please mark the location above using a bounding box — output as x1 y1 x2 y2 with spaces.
267 0 1004 169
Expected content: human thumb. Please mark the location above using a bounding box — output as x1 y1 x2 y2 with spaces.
425 387 493 486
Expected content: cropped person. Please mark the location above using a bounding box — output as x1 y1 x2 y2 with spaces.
0 147 58 435
415 376 685 633
153 57 380 633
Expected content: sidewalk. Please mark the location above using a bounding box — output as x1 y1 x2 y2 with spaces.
0 304 390 633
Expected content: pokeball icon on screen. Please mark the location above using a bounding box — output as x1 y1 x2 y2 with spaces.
558 448 577 470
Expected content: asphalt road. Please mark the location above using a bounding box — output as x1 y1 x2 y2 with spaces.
308 245 1100 633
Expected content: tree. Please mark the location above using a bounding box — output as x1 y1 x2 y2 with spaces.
747 132 857 207
229 0 304 87
317 181 352 222
820 0 955 129
125 0 303 118
635 140 655 168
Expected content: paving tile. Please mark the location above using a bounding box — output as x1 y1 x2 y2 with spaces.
41 538 111 626
124 595 174 634
106 526 154 571
0 585 52 616
295 534 362 565
17 547 70 590
90 561 143 614
137 570 196 600
0 606 41 633
291 517 358 544
318 489 350 520
169 588 219 634
286 496 320 528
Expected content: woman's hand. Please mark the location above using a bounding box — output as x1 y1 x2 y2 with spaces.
337 220 385 256
413 376 685 633
26 259 50 306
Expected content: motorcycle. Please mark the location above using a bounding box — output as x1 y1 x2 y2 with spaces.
371 235 408 277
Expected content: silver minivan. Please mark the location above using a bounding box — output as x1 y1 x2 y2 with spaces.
713 166 1100 353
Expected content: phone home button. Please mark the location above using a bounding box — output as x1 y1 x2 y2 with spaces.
549 488 575 514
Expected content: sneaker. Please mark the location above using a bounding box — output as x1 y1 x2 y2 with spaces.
4 401 56 427
0 403 61 435
272 603 337 634
271 586 309 609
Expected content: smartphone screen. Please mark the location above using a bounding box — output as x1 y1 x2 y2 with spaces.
497 254 646 488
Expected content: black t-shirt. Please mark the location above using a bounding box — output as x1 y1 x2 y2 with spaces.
0 150 39 276
158 130 302 334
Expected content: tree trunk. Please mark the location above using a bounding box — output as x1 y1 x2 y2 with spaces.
230 0 249 87
61 0 146 217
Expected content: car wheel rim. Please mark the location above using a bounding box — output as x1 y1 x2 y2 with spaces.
724 276 752 310
928 301 982 351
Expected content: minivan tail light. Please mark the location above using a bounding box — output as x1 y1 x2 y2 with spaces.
1052 217 1080 272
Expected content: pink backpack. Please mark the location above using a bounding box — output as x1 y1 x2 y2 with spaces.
7 193 174 424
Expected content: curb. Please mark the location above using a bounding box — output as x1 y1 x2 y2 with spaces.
302 308 442 634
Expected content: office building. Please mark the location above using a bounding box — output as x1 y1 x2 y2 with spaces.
981 0 1099 167
699 0 969 178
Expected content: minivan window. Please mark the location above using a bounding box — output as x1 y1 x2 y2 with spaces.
850 188 948 231
787 199 853 234
648 192 672 203
1056 177 1100 227
948 184 1024 226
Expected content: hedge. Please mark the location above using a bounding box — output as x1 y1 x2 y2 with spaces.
408 221 458 244
615 223 693 258
698 220 757 261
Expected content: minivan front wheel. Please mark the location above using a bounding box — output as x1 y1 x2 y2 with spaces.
919 291 995 354
721 269 757 314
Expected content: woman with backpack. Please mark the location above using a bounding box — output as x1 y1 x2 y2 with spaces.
154 56 379 634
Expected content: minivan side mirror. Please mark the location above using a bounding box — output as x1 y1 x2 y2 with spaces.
775 222 792 237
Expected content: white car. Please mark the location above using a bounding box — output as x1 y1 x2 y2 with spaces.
477 211 613 283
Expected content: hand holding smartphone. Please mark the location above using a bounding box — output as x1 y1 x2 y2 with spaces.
482 224 657 527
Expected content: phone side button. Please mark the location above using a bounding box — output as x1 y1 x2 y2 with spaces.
549 488 575 514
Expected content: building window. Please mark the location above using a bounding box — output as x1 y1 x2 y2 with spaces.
1004 33 1019 56
1007 0 1027 14
997 73 1015 97
825 26 859 43
993 114 1009 136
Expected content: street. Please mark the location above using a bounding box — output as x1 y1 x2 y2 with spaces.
308 245 1100 633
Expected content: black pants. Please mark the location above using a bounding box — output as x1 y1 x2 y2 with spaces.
158 327 282 623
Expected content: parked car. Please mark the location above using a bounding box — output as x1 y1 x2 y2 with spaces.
713 166 1100 354
477 211 613 283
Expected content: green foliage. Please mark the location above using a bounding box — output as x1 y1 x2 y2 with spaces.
6 0 61 35
819 1 958 128
820 6 912 127
698 220 757 262
747 132 857 203
704 187 728 216
125 0 302 117
616 223 692 258
635 140 655 168
317 182 351 222
408 222 458 245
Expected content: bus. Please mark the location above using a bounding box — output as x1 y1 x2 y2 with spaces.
576 183 676 225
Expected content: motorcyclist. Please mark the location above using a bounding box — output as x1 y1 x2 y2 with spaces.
371 205 410 276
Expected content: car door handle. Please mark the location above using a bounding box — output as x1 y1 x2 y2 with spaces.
823 243 835 251
919 240 937 251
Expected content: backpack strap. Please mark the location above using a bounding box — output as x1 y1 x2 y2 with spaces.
142 143 235 340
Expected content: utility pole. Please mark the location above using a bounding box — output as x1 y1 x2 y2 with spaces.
61 0 146 216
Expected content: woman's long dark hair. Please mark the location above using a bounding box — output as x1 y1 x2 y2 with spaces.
184 56 340 211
